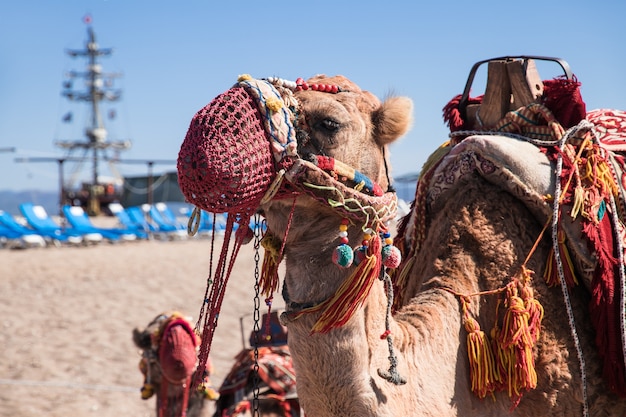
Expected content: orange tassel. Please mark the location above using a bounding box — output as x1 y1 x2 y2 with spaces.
495 283 538 402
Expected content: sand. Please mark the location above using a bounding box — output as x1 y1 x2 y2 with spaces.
0 232 285 417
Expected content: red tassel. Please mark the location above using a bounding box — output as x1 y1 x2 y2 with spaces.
542 76 586 128
585 214 626 396
310 235 382 334
442 93 483 132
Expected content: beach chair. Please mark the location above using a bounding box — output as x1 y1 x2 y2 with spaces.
126 206 158 232
197 210 227 236
62 205 138 242
144 204 187 239
108 203 149 239
1 209 77 246
19 203 103 245
0 212 46 249
120 205 174 240
154 202 188 229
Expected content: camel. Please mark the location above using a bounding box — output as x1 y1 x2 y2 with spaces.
134 311 301 417
176 69 626 416
133 312 217 417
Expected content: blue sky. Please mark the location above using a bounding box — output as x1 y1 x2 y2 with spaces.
1 0 625 194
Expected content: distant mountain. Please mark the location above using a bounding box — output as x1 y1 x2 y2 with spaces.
0 190 59 216
0 175 417 218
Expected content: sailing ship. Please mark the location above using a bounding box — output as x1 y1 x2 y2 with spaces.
55 18 131 215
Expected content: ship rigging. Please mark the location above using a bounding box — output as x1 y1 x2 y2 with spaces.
55 20 131 215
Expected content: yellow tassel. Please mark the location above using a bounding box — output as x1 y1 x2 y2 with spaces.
570 185 585 219
542 230 578 287
465 316 500 398
140 383 154 400
260 233 282 296
265 96 283 112
543 248 557 287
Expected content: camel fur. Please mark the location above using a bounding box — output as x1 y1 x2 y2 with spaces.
255 75 626 416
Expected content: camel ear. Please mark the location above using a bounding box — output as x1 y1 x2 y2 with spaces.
133 328 152 350
373 96 413 146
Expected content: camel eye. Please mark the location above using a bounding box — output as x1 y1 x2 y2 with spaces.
314 118 340 134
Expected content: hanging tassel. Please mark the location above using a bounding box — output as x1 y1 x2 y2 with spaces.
542 76 586 129
518 267 544 344
260 233 282 296
494 283 538 404
461 297 500 399
310 234 382 334
543 229 578 287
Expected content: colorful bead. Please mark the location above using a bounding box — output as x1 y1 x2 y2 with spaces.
333 218 353 268
293 78 340 93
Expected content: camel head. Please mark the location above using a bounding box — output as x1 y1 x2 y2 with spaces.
177 74 413 237
132 312 218 417
292 75 413 192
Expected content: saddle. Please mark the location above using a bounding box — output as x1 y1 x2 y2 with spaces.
396 56 626 399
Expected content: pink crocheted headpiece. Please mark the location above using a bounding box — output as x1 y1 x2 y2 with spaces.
177 83 277 214
158 318 198 383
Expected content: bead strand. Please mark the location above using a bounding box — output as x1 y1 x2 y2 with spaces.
332 218 354 268
381 230 401 268
353 228 374 266
265 76 342 94
295 77 341 93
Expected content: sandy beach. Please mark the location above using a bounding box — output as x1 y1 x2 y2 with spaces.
0 232 284 417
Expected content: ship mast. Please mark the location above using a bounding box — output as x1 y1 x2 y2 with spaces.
56 20 130 215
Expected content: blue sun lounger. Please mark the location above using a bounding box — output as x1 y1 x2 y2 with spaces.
0 209 73 246
0 212 46 248
107 203 149 239
19 203 103 244
62 205 139 242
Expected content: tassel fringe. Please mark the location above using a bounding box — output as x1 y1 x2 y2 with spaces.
310 234 382 334
460 297 501 398
449 267 544 408
492 276 542 406
543 229 578 287
260 233 283 297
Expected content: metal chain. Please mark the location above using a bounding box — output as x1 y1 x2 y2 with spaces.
251 213 262 417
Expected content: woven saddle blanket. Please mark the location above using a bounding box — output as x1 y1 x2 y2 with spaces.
410 108 626 291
